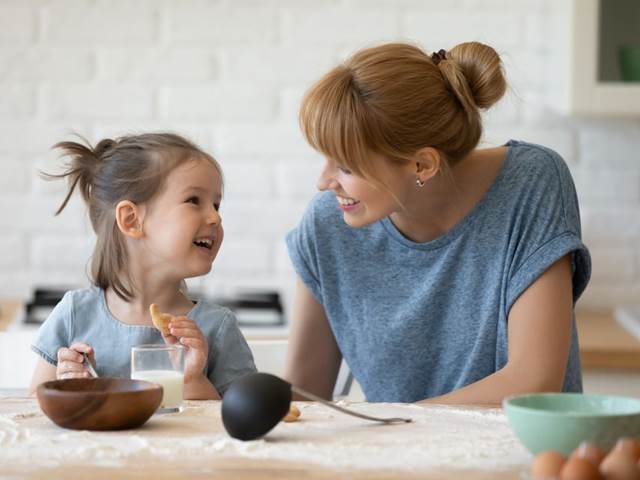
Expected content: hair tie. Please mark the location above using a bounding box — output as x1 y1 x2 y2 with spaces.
431 49 447 65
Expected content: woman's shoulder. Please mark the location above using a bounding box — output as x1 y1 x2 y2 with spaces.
304 191 341 222
504 139 572 180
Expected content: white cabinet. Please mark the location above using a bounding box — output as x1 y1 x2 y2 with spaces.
550 0 640 115
0 331 38 389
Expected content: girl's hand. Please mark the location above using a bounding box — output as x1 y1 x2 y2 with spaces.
161 316 208 383
56 342 96 379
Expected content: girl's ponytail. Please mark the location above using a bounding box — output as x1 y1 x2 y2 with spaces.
46 137 114 215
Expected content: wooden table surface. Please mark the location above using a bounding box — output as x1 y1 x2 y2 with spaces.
0 396 531 479
577 310 640 369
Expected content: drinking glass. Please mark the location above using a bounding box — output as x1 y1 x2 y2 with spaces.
131 344 185 413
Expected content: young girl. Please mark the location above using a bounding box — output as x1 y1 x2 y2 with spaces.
29 133 256 399
284 42 591 404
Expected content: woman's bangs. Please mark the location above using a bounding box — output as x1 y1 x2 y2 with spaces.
300 70 370 176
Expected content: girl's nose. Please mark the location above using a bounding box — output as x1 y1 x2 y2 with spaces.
206 206 221 225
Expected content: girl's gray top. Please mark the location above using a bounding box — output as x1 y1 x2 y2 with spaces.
31 287 256 395
286 140 591 403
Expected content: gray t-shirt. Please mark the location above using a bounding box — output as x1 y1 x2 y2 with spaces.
286 140 591 403
31 287 256 395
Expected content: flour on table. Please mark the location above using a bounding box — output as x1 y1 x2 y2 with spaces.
0 399 531 471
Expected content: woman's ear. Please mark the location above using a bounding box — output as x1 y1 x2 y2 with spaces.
115 200 144 239
414 147 441 184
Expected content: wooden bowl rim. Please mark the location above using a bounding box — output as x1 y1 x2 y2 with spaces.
38 377 163 397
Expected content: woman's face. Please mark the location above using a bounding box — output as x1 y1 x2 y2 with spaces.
316 155 412 228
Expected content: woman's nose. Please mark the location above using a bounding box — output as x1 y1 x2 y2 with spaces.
316 165 338 191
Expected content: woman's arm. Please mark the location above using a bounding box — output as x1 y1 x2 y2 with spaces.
284 276 343 400
422 254 574 405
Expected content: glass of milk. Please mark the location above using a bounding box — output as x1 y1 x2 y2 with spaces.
131 344 185 413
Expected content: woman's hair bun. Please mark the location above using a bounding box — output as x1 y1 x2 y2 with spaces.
448 41 506 110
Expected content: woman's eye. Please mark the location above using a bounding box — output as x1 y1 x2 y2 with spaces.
338 166 352 174
186 196 200 205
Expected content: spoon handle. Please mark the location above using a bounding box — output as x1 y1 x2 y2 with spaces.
291 386 411 424
83 353 99 378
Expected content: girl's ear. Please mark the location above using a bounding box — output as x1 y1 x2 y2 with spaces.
115 200 144 239
414 147 441 184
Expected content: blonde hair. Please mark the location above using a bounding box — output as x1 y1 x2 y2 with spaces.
45 133 223 302
299 42 507 185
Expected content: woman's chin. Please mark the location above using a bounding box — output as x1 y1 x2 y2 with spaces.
343 212 376 228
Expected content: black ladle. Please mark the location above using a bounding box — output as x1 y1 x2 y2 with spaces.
221 372 411 441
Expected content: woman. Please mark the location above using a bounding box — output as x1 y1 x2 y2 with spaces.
284 42 591 404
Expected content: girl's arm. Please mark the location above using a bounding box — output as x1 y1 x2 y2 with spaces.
29 357 57 395
29 342 96 395
183 374 219 400
284 277 343 400
166 317 220 400
422 254 574 405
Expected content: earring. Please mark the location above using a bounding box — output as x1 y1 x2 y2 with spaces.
416 178 425 187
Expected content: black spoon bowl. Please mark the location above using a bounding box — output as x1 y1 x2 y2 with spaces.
221 372 411 441
221 372 291 441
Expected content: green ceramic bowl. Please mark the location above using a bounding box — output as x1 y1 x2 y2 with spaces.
503 392 640 455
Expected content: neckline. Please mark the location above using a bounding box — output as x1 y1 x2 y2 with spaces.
380 140 517 250
97 287 201 329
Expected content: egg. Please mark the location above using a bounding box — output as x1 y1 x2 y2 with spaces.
599 448 640 480
531 450 566 478
560 456 603 480
571 442 606 467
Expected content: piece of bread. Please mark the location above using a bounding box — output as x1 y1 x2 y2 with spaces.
149 303 173 335
282 404 301 423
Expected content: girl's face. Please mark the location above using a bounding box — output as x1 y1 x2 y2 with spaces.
316 156 411 228
140 158 224 280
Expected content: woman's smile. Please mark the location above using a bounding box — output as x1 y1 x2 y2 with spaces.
336 194 361 212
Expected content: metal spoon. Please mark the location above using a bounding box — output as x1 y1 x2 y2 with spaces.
221 372 411 441
291 384 411 424
82 353 99 378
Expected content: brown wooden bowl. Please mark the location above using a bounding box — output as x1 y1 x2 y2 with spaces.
37 377 163 431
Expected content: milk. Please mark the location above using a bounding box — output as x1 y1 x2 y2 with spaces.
132 369 184 409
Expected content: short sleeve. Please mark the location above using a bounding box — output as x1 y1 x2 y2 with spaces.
285 195 323 302
209 310 256 396
507 232 591 311
505 147 591 311
30 292 74 366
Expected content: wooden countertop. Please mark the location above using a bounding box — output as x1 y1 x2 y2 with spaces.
577 310 640 369
0 397 529 479
0 301 21 331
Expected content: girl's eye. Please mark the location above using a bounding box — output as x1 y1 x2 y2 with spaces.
186 196 200 205
213 203 220 211
338 166 352 175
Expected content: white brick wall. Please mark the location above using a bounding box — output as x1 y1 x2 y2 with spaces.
0 0 639 314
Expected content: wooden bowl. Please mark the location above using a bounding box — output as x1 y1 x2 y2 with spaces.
37 377 163 431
